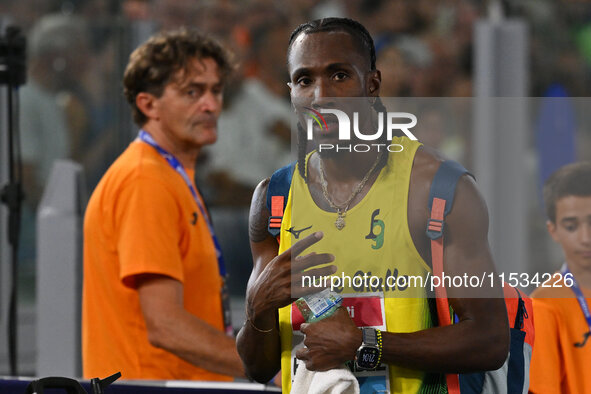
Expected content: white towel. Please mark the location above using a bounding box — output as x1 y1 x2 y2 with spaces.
291 364 360 394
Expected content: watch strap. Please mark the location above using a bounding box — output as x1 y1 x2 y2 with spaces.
361 327 378 346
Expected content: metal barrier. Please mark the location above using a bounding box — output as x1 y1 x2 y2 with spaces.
0 377 281 394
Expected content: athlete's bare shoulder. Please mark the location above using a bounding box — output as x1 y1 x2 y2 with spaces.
249 177 272 243
410 145 445 183
408 145 444 208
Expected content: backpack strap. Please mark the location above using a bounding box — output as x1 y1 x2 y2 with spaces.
506 287 534 393
266 162 296 238
426 160 470 240
513 288 526 330
426 160 472 394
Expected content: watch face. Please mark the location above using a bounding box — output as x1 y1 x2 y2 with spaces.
356 346 380 369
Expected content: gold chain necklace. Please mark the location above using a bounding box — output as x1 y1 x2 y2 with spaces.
317 151 383 230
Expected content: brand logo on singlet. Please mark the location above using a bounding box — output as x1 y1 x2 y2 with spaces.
285 225 312 239
190 212 198 225
365 209 384 249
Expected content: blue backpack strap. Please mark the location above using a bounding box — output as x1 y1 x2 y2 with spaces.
266 161 296 238
426 160 472 240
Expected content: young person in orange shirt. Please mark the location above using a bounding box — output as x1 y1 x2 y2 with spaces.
529 162 591 393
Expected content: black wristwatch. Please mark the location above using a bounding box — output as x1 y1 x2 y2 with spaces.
355 327 382 370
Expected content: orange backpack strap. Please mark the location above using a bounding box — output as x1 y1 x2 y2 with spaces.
268 196 284 238
429 196 460 393
427 160 472 394
266 162 296 239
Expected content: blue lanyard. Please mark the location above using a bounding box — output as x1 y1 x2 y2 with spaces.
138 130 227 277
561 263 591 347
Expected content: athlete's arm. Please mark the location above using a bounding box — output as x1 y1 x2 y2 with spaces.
376 160 510 372
296 151 510 372
236 178 336 382
136 274 245 377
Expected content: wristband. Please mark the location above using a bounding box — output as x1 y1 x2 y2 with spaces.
376 329 383 366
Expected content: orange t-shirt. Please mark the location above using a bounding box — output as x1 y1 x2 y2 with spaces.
82 140 231 381
529 280 591 394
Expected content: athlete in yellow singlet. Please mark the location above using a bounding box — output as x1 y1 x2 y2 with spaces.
276 140 443 392
237 17 509 394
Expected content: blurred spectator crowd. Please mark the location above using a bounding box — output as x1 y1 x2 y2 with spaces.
2 0 591 296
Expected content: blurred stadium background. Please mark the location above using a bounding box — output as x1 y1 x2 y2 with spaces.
1 0 590 378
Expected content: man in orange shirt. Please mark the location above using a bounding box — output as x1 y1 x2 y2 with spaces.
82 29 244 380
529 162 591 393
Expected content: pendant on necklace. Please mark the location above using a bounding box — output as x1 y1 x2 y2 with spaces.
335 212 345 230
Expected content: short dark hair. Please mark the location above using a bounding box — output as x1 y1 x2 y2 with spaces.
123 28 233 126
288 17 383 181
543 161 591 223
287 17 376 71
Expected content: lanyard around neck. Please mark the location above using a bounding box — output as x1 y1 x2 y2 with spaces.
561 263 591 347
138 130 227 277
